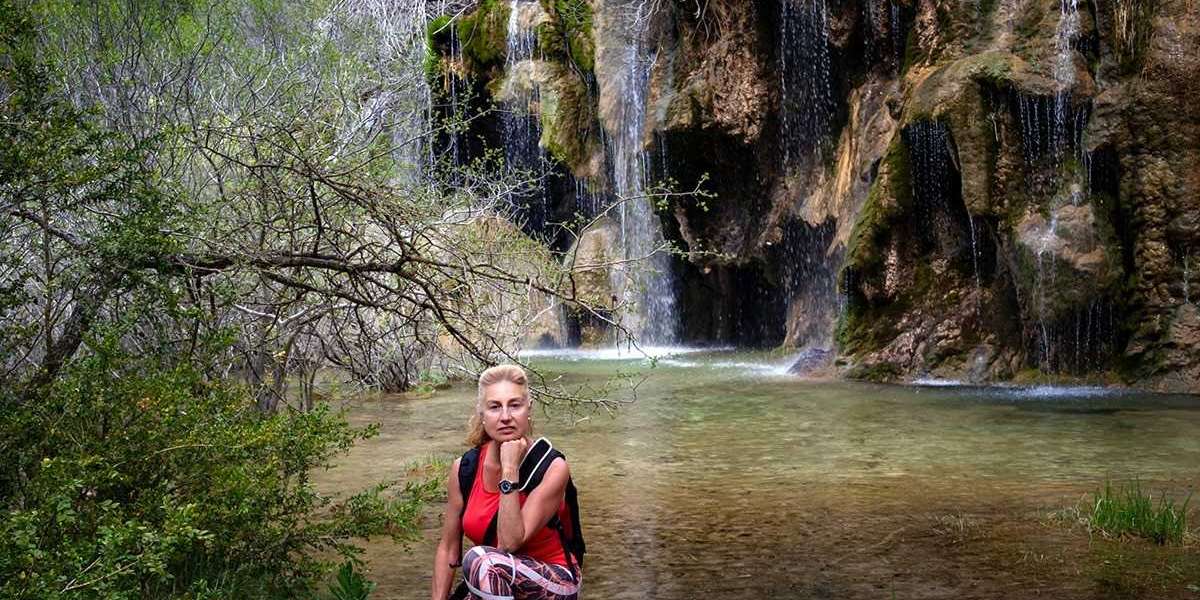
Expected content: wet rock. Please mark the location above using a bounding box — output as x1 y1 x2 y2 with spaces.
788 347 836 377
1011 201 1118 321
427 0 1200 390
433 215 569 355
563 217 621 346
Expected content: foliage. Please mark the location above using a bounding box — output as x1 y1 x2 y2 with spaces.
0 344 437 599
3 0 613 407
1088 479 1192 545
0 0 614 597
327 562 377 600
425 14 455 81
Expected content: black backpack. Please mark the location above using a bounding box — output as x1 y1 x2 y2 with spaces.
456 437 586 570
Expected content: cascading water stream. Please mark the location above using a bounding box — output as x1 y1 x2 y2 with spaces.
863 0 904 72
442 26 466 183
776 0 843 361
596 0 679 345
1185 254 1193 305
968 216 982 300
501 0 549 232
778 0 834 165
1022 0 1096 371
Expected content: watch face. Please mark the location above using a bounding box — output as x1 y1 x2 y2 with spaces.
499 480 514 494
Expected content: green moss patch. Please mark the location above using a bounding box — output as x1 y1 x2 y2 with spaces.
539 66 598 175
539 0 595 71
457 0 510 71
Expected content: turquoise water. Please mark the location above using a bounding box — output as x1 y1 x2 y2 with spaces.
319 349 1200 598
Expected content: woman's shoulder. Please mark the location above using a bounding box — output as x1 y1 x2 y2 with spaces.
543 455 569 481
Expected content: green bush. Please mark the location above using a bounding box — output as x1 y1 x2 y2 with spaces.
1088 479 1191 545
0 346 434 599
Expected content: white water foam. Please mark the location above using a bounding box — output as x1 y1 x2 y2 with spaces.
518 346 726 361
911 377 968 387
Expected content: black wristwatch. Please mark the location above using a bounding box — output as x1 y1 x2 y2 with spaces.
498 479 517 494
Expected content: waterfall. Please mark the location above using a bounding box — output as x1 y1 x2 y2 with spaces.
1052 0 1081 151
1186 253 1193 305
775 0 840 356
903 120 984 310
778 0 834 165
863 0 904 73
443 26 466 183
1012 0 1096 371
502 0 549 233
587 0 679 345
967 215 982 300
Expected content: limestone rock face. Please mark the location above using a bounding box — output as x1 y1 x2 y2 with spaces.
427 0 1200 391
1012 201 1119 322
563 217 621 347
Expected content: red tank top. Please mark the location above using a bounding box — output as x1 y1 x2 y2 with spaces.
461 443 568 566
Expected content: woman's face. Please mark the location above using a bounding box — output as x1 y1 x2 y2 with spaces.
480 381 530 442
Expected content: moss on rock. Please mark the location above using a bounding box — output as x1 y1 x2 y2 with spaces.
424 15 454 83
536 63 600 177
457 0 510 72
539 0 595 71
845 137 911 276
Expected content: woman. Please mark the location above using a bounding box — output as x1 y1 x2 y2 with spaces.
431 365 582 600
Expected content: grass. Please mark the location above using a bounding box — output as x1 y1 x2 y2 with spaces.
1088 479 1191 545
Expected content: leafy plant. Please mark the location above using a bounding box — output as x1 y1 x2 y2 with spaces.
1088 479 1191 545
328 561 377 600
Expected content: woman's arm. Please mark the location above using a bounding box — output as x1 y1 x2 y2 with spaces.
496 457 569 553
431 458 465 600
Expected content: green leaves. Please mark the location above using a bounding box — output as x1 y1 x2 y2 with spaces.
0 349 430 598
327 561 376 600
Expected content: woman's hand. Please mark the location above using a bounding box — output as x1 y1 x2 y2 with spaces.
499 437 528 479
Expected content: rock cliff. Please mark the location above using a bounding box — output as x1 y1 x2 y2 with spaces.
427 0 1200 392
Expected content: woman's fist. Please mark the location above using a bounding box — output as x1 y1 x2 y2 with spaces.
499 437 528 476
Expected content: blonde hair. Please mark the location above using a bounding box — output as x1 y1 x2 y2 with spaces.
467 364 531 447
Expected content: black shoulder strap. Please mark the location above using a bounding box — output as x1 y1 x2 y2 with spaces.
562 477 585 568
460 446 502 548
457 446 480 514
518 442 585 570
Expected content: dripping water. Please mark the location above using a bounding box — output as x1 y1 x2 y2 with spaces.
1185 253 1192 305
968 216 982 303
597 0 679 344
778 0 834 165
502 0 549 232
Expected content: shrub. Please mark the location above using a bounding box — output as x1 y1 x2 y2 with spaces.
0 346 435 599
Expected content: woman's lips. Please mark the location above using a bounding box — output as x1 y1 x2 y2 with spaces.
498 426 515 434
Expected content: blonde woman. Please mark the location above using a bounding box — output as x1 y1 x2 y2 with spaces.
431 365 582 600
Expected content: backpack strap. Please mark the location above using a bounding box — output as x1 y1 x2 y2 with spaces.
450 447 481 600
457 446 480 515
563 478 585 567
459 446 501 548
519 441 585 572
518 437 556 491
